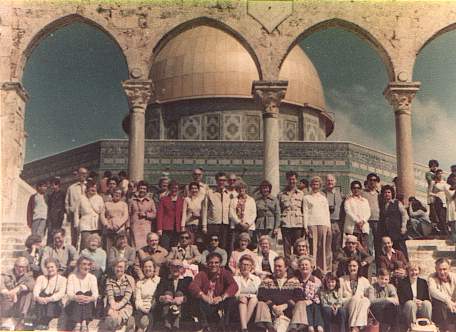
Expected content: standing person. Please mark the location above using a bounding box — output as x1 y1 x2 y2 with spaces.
428 258 456 332
321 273 346 332
226 173 239 199
101 177 119 203
74 180 106 251
344 181 371 252
129 181 156 249
229 182 257 251
46 177 65 245
188 252 238 332
380 185 409 259
361 173 382 257
278 171 306 259
447 176 456 242
186 167 209 198
104 188 129 254
152 176 169 208
202 172 231 249
299 179 309 194
65 167 88 247
65 256 98 332
99 171 112 195
323 175 344 271
40 228 78 276
304 176 332 274
157 180 184 250
118 171 129 196
339 259 371 332
447 165 456 186
429 169 450 234
255 180 280 246
27 180 48 238
181 181 204 243
234 255 261 332
397 263 432 328
426 160 439 233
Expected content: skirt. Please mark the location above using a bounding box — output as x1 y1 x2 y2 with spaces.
66 291 95 322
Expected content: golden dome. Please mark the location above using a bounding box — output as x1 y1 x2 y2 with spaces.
151 25 260 102
279 45 326 111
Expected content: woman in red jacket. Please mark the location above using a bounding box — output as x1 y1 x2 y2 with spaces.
157 180 184 250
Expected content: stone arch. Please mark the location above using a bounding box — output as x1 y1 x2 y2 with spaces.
281 18 395 82
17 13 129 81
150 16 262 79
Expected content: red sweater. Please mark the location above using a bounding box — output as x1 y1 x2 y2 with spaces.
157 195 184 232
189 269 238 299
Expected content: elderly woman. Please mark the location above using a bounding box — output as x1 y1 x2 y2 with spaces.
104 188 129 254
32 258 66 330
80 234 106 279
289 238 313 271
129 180 156 249
66 256 98 332
104 258 135 331
339 259 371 332
254 180 280 246
256 235 279 279
181 181 204 243
228 232 258 275
292 256 324 332
234 255 261 332
107 232 136 276
21 234 43 278
135 258 161 332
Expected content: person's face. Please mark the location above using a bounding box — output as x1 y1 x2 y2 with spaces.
117 237 127 249
37 184 48 194
217 176 227 189
53 233 64 248
86 186 97 197
326 177 336 190
378 275 390 287
46 262 57 277
209 237 219 248
240 259 253 275
112 191 122 202
298 259 312 275
138 185 148 197
228 177 237 188
311 180 320 192
189 184 199 196
327 279 337 290
147 234 159 248
287 175 297 189
51 183 60 192
207 257 221 274
348 260 359 275
115 262 126 278
451 167 456 175
170 184 179 195
384 189 393 201
296 242 308 256
382 238 393 252
170 264 183 278
14 262 28 277
88 239 99 251
179 233 190 246
367 177 378 189
238 187 247 196
160 179 169 191
408 267 420 279
351 184 362 196
78 169 88 182
394 268 406 278
33 240 43 249
143 260 155 278
108 180 117 191
239 239 249 250
436 262 450 281
436 171 443 180
79 259 91 274
260 239 270 253
260 185 270 196
430 165 438 172
192 170 203 182
274 259 286 278
345 240 357 252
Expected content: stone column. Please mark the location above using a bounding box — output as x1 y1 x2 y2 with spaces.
122 79 153 182
384 81 420 202
252 80 288 195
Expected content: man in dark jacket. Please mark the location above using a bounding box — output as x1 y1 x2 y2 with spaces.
46 177 65 245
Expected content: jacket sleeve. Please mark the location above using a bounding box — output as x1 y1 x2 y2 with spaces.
223 271 239 298
188 273 204 298
65 188 71 214
181 198 188 229
274 198 281 230
26 195 34 228
157 199 165 231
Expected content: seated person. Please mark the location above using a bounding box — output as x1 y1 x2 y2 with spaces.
292 256 324 332
135 232 168 279
40 228 78 275
228 232 258 275
397 263 432 328
66 256 98 332
201 234 228 268
321 272 346 332
80 234 106 279
234 255 261 332
156 259 193 330
135 258 161 332
167 231 201 278
407 197 432 238
428 258 456 331
21 234 43 278
390 260 407 289
32 257 66 330
335 235 373 277
339 258 371 332
107 232 136 276
256 235 279 279
367 268 399 332
189 252 238 332
255 256 301 332
0 257 35 328
104 258 135 331
376 236 408 272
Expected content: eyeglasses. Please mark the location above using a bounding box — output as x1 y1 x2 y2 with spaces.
210 238 219 242
180 236 190 240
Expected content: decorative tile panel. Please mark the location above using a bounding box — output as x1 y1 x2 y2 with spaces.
244 114 261 140
205 113 220 140
181 115 201 140
223 114 241 140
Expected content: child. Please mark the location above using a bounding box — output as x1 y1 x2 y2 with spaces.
320 272 346 332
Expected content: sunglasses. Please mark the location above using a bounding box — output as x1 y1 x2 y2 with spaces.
210 238 219 241
180 236 190 240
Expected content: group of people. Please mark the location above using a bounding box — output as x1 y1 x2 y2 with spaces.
0 164 454 332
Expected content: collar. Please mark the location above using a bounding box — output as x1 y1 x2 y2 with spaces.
240 273 256 282
284 187 300 195
134 195 150 202
383 248 396 255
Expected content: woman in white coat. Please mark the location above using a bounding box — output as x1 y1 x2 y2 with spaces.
255 235 278 279
339 258 371 332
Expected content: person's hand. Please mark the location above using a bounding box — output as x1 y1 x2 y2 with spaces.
107 308 114 316
174 296 184 305
200 293 212 304
110 302 119 310
202 228 207 234
239 296 248 304
415 299 422 307
11 293 18 303
360 261 367 267
401 227 407 235
305 300 313 306
162 294 173 303
212 296 223 304
157 230 163 236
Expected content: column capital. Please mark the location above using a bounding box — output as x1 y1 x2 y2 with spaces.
383 81 420 115
252 80 288 118
1 82 29 102
122 79 154 111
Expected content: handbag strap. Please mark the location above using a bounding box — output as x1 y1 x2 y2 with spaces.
368 308 378 322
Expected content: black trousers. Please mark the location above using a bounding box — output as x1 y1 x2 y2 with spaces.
281 227 305 259
370 301 399 330
432 299 456 330
197 297 236 328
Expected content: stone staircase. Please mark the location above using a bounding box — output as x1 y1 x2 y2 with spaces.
407 238 456 278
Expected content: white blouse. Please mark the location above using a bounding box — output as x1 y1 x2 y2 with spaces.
66 272 98 302
181 195 205 227
229 195 257 231
33 274 67 302
135 276 161 313
75 194 105 232
234 274 261 298
303 192 331 227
